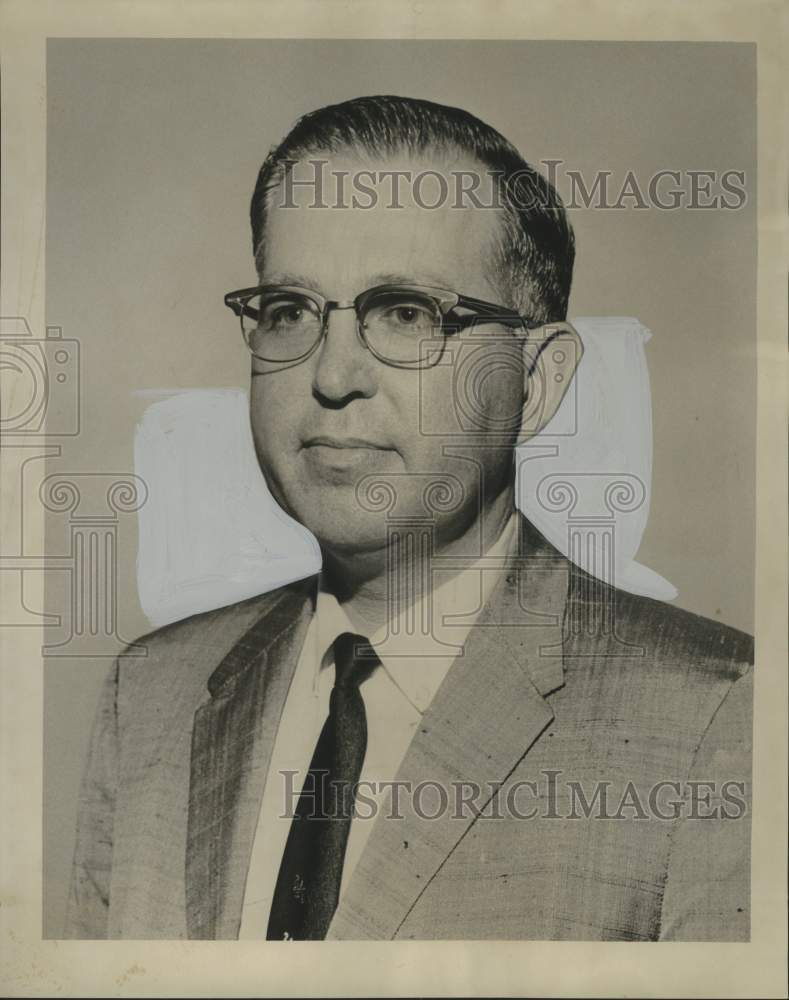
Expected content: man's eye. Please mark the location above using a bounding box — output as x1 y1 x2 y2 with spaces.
262 303 306 327
380 303 433 327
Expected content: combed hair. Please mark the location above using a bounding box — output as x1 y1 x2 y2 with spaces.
250 95 575 323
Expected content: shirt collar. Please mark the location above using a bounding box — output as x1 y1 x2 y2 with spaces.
310 512 519 714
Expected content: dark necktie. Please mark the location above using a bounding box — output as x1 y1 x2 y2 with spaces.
266 631 380 940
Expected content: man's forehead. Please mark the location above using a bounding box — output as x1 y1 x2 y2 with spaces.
261 149 505 296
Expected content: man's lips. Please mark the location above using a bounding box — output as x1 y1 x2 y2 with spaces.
302 435 393 451
300 435 397 477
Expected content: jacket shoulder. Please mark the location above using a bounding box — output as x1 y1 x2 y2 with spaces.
559 568 754 747
566 566 753 681
113 575 317 711
614 587 752 678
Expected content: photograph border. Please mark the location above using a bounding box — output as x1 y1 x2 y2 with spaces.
1 2 786 997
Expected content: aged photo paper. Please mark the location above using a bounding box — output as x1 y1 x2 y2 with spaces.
1 1 786 997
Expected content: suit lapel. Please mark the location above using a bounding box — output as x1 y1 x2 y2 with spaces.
185 578 316 939
328 516 571 939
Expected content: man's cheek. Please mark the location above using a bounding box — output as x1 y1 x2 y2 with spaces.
251 389 296 443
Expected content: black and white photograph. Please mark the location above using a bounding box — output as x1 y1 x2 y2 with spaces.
1 2 786 997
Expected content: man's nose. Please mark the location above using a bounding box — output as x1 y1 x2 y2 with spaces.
311 306 378 404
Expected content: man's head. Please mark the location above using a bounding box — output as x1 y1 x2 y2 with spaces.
240 95 580 564
251 95 575 323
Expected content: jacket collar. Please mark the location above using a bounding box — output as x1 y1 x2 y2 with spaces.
185 578 315 938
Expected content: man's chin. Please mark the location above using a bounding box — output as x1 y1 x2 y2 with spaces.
299 510 391 556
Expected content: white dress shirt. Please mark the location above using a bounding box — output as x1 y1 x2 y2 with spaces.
238 513 517 938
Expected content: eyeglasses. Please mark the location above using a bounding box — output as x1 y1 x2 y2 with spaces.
224 283 538 369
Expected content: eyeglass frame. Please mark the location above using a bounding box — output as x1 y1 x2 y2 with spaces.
223 282 541 369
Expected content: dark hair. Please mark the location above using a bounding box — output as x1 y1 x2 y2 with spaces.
250 95 574 323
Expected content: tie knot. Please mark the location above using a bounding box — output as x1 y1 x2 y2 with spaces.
332 632 379 689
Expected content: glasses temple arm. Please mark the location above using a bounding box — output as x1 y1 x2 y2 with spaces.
451 293 541 329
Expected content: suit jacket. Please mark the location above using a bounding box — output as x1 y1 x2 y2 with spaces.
64 515 753 940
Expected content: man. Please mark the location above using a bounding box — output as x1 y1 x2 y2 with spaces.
66 95 753 941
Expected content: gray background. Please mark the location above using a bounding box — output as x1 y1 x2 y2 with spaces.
43 39 756 936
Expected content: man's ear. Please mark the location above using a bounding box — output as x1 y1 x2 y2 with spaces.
519 321 584 442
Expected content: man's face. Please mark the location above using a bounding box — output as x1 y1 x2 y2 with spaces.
249 152 527 556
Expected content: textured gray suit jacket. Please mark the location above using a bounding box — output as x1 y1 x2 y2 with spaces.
65 516 753 940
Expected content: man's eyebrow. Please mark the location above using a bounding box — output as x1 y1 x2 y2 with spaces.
260 271 459 294
261 272 320 289
367 271 455 289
